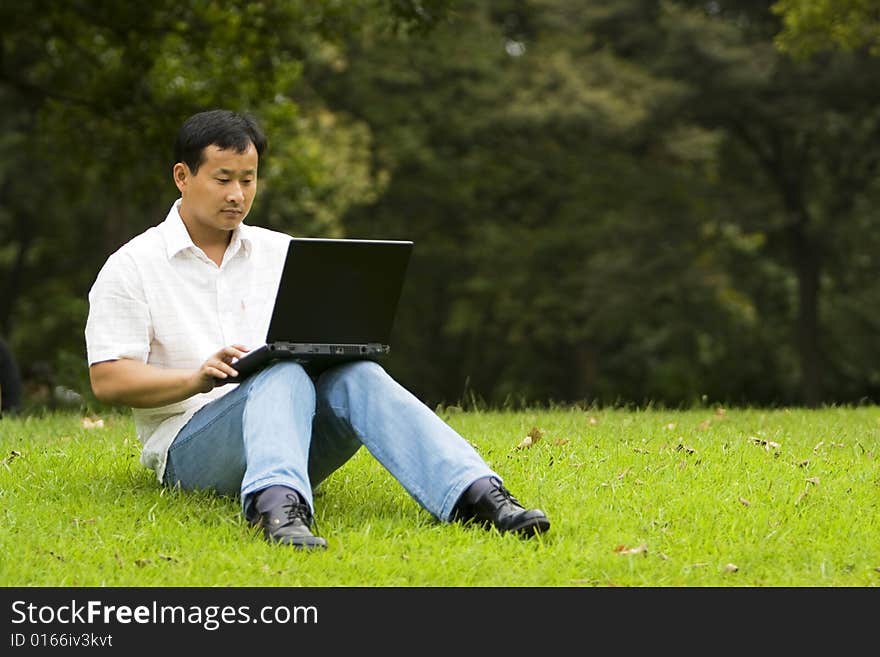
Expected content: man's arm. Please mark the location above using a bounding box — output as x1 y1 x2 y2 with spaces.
89 344 249 408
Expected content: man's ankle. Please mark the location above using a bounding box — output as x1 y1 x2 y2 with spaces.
255 485 302 512
453 476 499 518
246 485 303 523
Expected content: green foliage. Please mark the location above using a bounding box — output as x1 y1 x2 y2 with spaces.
3 0 880 409
316 0 880 406
773 0 880 57
0 0 435 389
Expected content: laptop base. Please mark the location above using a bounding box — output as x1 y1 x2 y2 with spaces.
219 342 390 385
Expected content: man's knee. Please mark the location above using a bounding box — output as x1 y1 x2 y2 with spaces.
335 359 389 385
345 359 385 375
250 361 315 400
317 359 396 402
264 360 311 381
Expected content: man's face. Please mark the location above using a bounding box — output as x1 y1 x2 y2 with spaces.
174 143 259 236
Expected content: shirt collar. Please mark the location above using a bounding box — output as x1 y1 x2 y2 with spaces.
160 199 253 261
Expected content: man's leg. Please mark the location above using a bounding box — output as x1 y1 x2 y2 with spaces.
313 360 502 521
238 361 316 511
164 361 325 547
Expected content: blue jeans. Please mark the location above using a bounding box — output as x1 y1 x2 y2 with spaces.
163 360 497 522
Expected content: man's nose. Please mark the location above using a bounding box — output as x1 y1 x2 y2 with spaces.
226 182 245 203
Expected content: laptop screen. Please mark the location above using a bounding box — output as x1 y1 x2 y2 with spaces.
265 237 413 346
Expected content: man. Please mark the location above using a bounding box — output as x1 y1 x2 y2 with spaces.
85 109 550 549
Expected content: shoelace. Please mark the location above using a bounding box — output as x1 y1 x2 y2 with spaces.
485 481 523 509
281 493 320 535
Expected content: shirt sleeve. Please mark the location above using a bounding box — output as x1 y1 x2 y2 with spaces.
85 251 152 365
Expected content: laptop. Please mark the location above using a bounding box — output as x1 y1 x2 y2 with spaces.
220 236 413 384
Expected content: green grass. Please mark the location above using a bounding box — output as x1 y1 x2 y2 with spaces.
1 405 879 586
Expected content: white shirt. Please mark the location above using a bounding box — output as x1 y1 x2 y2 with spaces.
85 199 291 482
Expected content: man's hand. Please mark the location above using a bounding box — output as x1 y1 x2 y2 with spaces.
90 344 251 408
193 344 250 392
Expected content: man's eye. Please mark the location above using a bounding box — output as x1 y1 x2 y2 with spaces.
216 178 230 184
242 179 254 185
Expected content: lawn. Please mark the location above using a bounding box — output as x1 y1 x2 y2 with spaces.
2 404 879 587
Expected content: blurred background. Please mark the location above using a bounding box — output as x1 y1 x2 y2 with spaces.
2 0 879 413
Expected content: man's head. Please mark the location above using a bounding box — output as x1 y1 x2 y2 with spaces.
172 109 267 240
174 109 267 174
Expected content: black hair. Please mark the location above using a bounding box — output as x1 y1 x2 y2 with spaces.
173 109 267 174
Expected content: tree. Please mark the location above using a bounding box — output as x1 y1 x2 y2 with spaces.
311 0 751 406
578 0 880 405
314 0 880 406
772 0 880 56
0 0 445 396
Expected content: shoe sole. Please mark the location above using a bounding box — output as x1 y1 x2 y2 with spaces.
508 516 551 537
460 511 551 537
269 535 328 549
278 539 328 550
253 522 328 549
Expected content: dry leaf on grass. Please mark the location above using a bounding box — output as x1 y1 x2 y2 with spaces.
82 417 104 429
2 450 22 466
724 563 739 572
515 426 543 450
748 436 780 451
71 518 96 526
738 497 750 506
614 543 648 556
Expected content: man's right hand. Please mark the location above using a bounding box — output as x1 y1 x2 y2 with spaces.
192 344 250 392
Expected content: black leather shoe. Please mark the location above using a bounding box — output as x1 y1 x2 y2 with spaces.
451 477 550 537
249 490 327 550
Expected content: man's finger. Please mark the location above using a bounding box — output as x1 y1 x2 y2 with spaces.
222 345 248 359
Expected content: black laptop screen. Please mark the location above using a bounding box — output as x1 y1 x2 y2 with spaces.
265 238 413 345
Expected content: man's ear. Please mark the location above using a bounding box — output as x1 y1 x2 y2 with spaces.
172 162 189 194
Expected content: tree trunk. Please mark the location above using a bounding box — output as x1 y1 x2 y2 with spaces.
572 343 599 403
0 196 35 337
786 216 823 406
